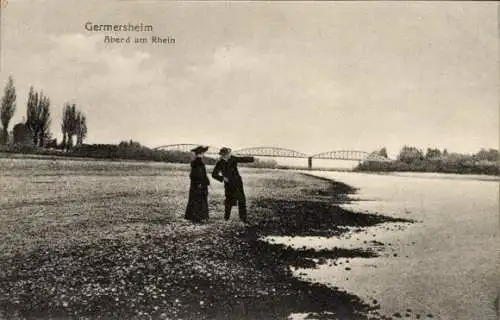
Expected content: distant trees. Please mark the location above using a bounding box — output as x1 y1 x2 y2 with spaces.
26 86 51 147
65 140 208 164
75 111 87 146
242 158 278 169
425 148 441 160
61 103 75 149
357 145 500 175
398 146 424 163
474 148 499 162
0 76 16 145
368 147 389 160
378 147 388 158
0 75 90 151
61 103 87 150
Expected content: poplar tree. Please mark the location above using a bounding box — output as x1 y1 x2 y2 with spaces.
62 103 87 149
0 76 16 145
26 87 51 147
75 111 87 146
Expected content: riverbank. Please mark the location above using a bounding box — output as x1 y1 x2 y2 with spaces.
0 158 415 319
2 150 499 177
294 171 499 320
0 144 201 165
355 159 500 176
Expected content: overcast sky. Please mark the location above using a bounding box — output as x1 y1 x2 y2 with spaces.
1 1 498 157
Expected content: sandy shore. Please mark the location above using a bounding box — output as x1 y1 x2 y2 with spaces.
0 160 398 319
2 158 496 319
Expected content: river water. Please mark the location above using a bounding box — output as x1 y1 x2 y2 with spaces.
278 171 499 320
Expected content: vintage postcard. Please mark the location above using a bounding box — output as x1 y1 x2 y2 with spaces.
0 1 498 319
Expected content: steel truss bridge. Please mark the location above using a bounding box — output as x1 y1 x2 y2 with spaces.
154 144 391 169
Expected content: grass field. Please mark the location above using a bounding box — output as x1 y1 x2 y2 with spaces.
0 158 407 320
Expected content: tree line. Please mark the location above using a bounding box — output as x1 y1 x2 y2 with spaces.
370 145 499 163
0 75 88 149
359 146 500 175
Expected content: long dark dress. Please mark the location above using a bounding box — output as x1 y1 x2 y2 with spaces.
185 157 210 222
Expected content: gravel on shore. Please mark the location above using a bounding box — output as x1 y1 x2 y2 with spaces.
0 171 412 319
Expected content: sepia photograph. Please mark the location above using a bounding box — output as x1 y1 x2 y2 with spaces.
0 1 498 319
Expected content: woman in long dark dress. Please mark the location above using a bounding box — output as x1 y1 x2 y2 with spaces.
184 146 210 223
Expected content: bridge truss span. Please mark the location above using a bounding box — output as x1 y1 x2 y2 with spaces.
312 150 369 161
233 147 308 159
312 150 392 162
153 143 392 168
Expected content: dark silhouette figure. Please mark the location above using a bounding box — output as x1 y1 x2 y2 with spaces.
185 146 210 223
212 147 254 223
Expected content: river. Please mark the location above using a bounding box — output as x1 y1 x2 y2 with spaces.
277 171 499 320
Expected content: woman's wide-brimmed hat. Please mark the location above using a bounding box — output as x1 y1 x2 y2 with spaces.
218 147 232 156
191 145 209 154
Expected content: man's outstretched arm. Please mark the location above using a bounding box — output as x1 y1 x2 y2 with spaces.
234 156 255 163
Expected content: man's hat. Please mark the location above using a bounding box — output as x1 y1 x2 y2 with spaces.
190 145 209 154
219 147 232 156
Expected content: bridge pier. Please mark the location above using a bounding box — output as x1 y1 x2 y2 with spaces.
307 157 312 170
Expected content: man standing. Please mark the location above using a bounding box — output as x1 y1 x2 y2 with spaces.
212 147 254 223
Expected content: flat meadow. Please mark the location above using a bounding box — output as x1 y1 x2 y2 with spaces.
0 157 403 320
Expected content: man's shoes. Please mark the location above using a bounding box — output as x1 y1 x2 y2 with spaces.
237 221 246 227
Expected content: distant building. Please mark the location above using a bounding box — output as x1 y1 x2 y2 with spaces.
0 131 7 145
12 123 33 146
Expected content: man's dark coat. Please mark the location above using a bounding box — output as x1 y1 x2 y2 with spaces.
212 156 254 207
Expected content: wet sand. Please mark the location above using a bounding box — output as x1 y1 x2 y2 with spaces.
279 171 499 320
